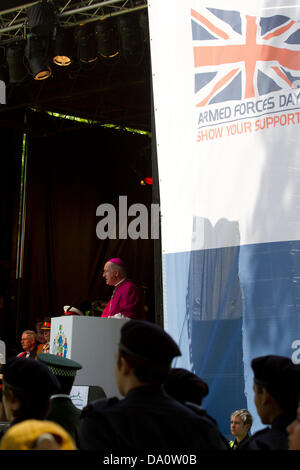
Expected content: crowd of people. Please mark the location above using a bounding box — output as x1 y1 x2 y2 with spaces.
0 319 299 453
0 258 299 453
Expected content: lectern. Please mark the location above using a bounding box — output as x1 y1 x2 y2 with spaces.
50 316 129 398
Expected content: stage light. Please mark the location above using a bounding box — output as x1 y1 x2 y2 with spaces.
27 1 56 37
95 18 120 60
118 12 143 65
25 37 51 80
6 45 28 83
75 24 98 64
53 27 73 66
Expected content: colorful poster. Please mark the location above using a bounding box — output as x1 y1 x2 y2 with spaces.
50 322 71 358
148 0 300 436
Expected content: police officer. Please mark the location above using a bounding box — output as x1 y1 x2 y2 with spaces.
243 355 300 450
79 320 228 452
37 353 82 448
229 409 252 450
163 367 231 449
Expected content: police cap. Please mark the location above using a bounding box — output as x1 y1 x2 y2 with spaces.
37 353 82 377
2 357 60 396
251 355 300 409
119 320 181 366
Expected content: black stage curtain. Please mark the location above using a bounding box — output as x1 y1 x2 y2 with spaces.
0 121 23 348
19 116 155 334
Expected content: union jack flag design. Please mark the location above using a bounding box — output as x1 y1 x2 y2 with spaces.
191 8 300 107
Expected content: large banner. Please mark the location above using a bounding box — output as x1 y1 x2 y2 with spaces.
148 0 300 437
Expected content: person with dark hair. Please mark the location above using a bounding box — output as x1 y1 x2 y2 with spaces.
163 368 209 406
163 368 230 449
79 320 228 452
243 355 300 450
1 357 60 427
37 353 82 447
101 258 146 320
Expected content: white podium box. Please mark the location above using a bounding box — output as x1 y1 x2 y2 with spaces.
50 316 129 398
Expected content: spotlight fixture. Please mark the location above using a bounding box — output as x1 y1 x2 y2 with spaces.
118 12 144 65
53 27 74 66
95 18 120 60
6 45 28 83
75 24 98 64
25 37 51 80
27 1 56 37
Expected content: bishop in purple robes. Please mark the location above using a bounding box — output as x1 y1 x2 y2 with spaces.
101 258 146 320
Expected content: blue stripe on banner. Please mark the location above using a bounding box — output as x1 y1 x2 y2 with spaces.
163 239 300 438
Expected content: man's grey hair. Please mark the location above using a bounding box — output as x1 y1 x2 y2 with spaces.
22 330 37 341
231 409 253 427
109 262 127 278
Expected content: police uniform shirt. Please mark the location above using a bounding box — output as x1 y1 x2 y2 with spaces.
79 384 228 452
243 412 294 450
229 433 250 450
47 394 82 448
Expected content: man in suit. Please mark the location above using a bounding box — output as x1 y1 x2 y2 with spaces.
37 353 82 448
79 320 228 453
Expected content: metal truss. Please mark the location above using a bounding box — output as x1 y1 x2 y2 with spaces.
0 0 148 45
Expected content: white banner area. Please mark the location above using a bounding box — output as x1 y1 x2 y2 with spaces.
148 0 300 437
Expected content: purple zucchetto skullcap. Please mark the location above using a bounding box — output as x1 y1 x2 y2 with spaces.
109 258 125 266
